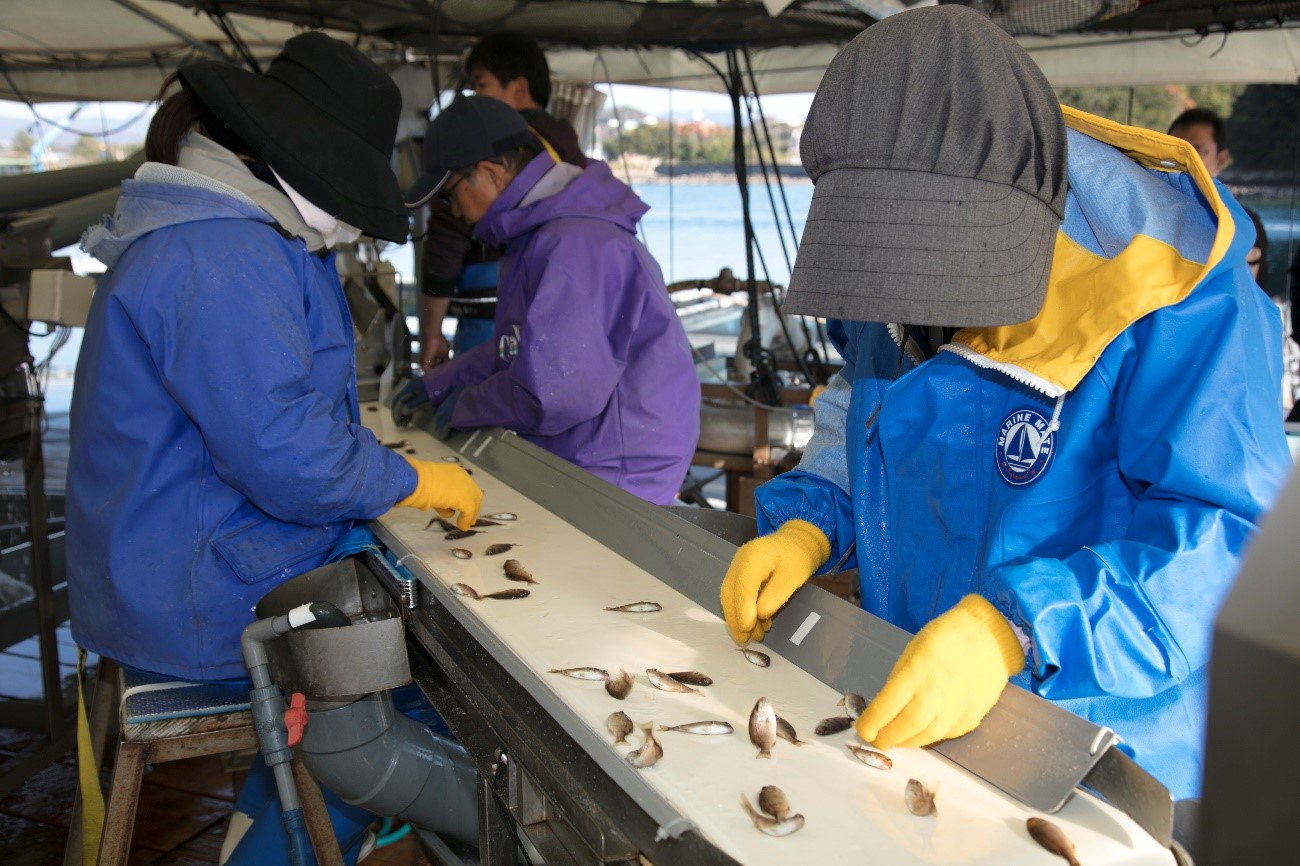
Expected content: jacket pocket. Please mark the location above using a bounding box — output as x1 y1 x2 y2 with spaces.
211 510 337 586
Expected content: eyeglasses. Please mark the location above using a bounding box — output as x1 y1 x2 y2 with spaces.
436 169 472 205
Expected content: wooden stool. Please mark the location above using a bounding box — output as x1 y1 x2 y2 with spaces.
63 657 344 866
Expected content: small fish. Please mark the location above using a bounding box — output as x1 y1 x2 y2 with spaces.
605 668 634 700
667 671 712 687
474 518 501 527
775 716 805 747
814 716 854 736
482 589 530 600
449 548 472 560
846 744 892 770
758 785 791 821
503 559 538 584
905 779 937 817
646 669 699 694
740 794 805 837
426 516 458 532
655 721 733 735
404 448 416 455
749 697 777 759
1026 817 1081 866
838 691 869 718
625 724 662 769
738 648 770 667
450 583 479 598
604 601 662 613
445 529 479 541
440 455 460 463
548 667 609 681
607 711 634 745
487 512 517 521
381 439 407 449
485 543 517 556
366 405 378 412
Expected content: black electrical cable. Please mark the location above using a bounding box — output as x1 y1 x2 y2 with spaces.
205 8 262 74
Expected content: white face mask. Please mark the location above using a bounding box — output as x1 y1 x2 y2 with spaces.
270 168 363 248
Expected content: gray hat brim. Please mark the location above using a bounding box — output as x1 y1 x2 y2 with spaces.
784 167 1059 328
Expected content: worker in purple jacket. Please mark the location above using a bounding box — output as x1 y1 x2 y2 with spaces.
393 96 699 505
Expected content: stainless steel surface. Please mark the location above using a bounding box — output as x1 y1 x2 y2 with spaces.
1081 746 1174 847
697 397 813 455
661 506 757 546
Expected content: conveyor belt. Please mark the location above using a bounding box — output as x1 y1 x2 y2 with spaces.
363 404 1174 866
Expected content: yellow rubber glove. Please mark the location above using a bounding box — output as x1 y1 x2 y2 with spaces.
396 457 483 530
720 519 831 645
855 594 1025 750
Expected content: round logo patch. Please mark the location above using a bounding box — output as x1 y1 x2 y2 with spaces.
996 408 1055 487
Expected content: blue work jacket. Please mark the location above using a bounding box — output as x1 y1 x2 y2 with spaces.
68 174 415 680
755 109 1292 799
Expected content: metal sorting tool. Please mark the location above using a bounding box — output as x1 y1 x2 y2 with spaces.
364 408 1176 863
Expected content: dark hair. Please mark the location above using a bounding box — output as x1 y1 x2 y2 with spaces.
466 33 551 108
145 71 256 165
1168 107 1227 151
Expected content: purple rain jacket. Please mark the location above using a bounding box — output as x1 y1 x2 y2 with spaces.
422 155 700 505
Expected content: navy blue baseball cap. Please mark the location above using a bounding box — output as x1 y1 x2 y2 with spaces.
404 95 535 208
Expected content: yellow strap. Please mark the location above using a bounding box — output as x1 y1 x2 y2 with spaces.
527 125 562 165
76 648 106 865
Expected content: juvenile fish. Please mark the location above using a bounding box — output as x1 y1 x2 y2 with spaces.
426 516 458 532
905 779 937 817
605 668 634 700
440 455 460 462
503 559 538 584
604 601 662 613
839 691 868 718
381 439 407 449
646 668 700 694
1026 817 1081 866
846 744 893 770
740 794 805 836
487 512 517 521
667 671 712 687
814 716 854 736
548 667 609 681
749 697 777 759
445 529 478 541
485 543 517 556
654 721 733 735
607 711 634 745
738 648 770 667
450 583 480 598
775 716 805 746
474 518 500 527
625 724 662 769
449 548 472 560
758 785 791 821
481 588 530 600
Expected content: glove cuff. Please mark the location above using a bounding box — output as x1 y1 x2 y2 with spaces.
396 456 429 509
956 594 1026 677
779 519 832 569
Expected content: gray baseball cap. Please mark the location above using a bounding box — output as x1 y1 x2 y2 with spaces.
785 4 1067 328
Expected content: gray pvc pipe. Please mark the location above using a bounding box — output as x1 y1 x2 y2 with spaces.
300 690 479 847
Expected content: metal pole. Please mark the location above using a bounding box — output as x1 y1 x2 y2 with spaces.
24 397 63 738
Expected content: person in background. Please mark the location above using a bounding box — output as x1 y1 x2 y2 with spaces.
419 32 586 370
68 34 481 863
718 6 1289 843
394 96 699 505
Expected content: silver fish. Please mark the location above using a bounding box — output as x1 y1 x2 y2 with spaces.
738 648 770 667
667 671 712 687
749 697 777 759
503 559 538 585
775 716 805 747
487 512 517 521
607 711 634 745
846 744 892 770
758 785 791 821
485 543 517 556
646 668 700 695
445 529 478 541
905 779 937 817
449 548 472 560
654 721 733 735
604 601 662 613
838 691 868 718
482 588 530 600
740 794 805 837
440 455 460 462
1026 817 1081 866
625 724 662 769
605 668 634 700
548 667 609 681
450 583 479 598
814 716 854 736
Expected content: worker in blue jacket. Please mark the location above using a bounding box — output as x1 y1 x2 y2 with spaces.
720 5 1291 808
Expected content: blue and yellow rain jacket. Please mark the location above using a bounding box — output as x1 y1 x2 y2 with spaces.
755 108 1291 799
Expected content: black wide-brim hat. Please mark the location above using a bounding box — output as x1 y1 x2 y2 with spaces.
180 32 408 243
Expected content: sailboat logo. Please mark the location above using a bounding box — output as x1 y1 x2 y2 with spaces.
996 408 1055 487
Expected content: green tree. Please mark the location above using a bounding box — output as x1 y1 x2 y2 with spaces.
1224 84 1300 174
1055 84 1243 133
